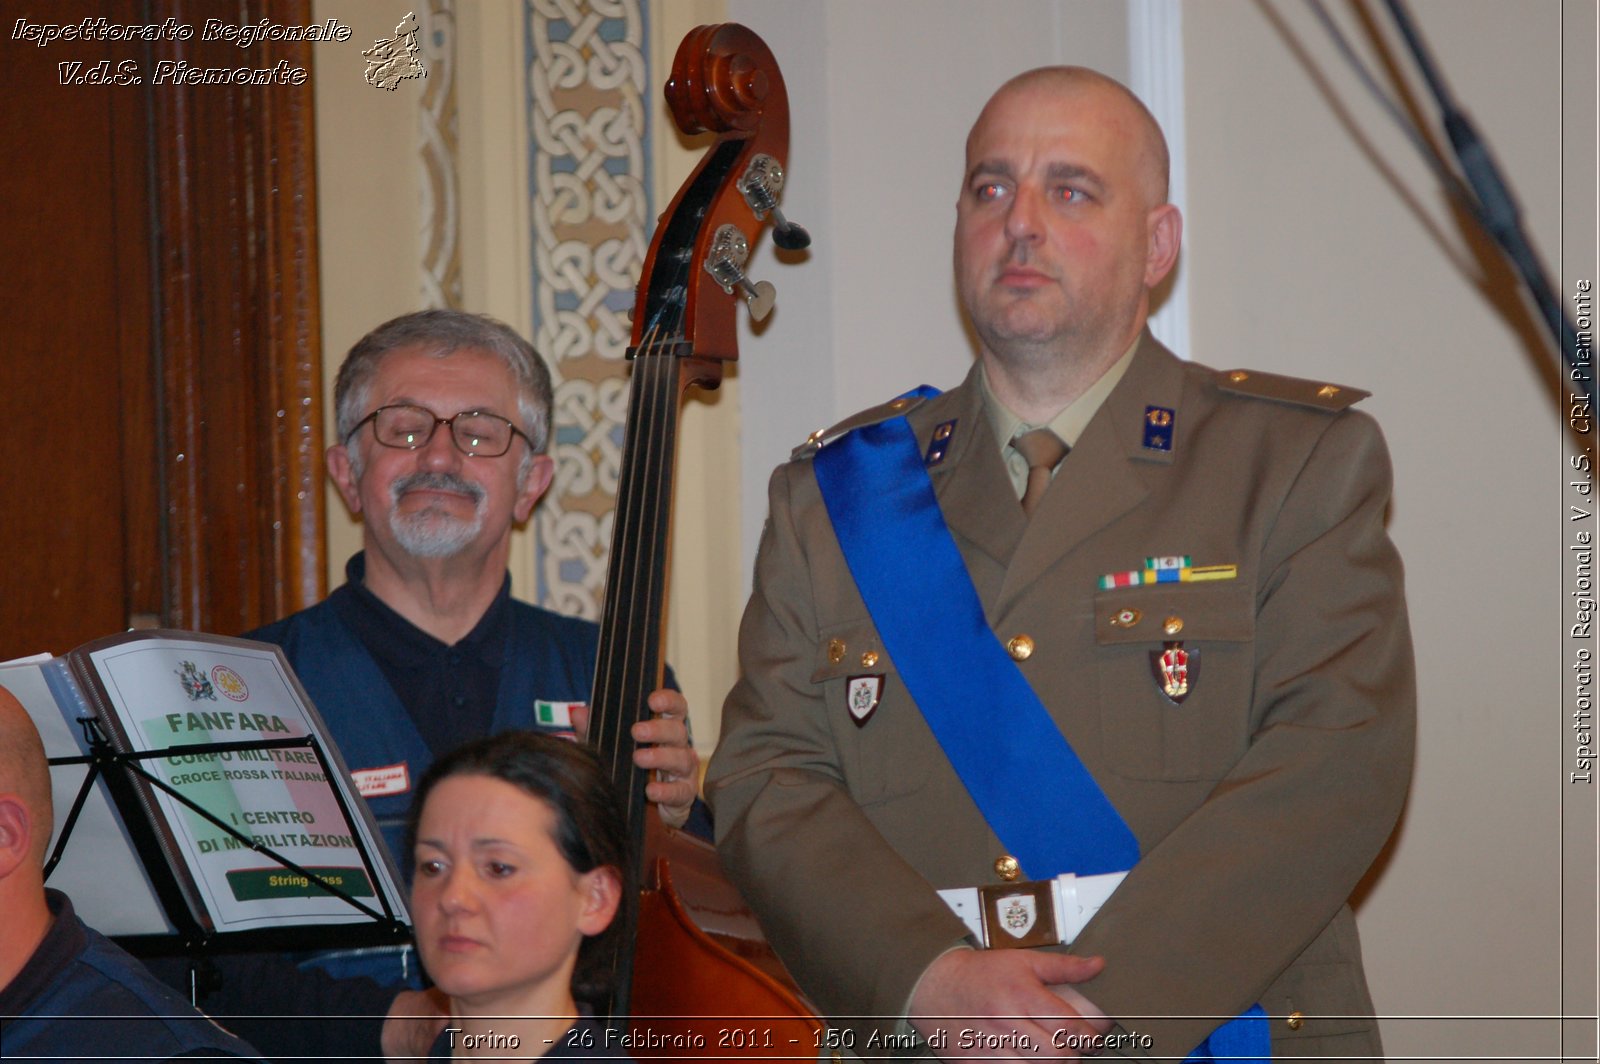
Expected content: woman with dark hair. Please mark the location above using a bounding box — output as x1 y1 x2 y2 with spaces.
406 731 637 1059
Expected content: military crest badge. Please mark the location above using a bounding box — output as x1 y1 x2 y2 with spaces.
174 660 217 702
1000 894 1037 938
845 674 883 727
1150 642 1198 704
978 879 1057 948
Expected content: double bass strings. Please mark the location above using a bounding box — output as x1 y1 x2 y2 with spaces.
592 326 680 822
600 189 700 812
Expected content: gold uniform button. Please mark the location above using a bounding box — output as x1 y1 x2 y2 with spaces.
861 650 879 668
1229 370 1249 382
994 855 1021 881
1163 616 1184 635
827 639 846 664
1285 1011 1304 1031
1006 634 1035 661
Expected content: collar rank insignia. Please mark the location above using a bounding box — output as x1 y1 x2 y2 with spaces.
846 674 884 726
1150 641 1198 704
1143 405 1175 451
924 419 957 466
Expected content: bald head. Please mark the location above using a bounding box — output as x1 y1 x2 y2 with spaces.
969 66 1170 206
0 686 53 869
953 63 1183 408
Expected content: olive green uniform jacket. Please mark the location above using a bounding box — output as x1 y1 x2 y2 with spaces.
707 334 1415 1060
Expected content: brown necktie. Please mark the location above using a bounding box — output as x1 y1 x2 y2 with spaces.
1012 429 1069 515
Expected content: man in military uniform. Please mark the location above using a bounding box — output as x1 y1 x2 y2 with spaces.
707 67 1413 1061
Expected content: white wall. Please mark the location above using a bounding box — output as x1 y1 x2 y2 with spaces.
312 0 428 580
1185 4 1592 1058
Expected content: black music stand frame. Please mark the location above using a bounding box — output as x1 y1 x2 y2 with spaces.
46 716 410 973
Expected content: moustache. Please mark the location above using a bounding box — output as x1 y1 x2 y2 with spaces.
390 471 487 506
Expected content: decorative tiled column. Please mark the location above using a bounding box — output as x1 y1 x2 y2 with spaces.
420 0 463 310
525 0 650 618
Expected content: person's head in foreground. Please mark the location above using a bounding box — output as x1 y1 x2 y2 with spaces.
407 731 633 1051
0 686 261 1058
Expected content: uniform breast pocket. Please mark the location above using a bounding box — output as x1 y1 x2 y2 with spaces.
1094 583 1255 780
810 620 931 806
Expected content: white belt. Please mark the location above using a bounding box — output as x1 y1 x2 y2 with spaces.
939 871 1126 949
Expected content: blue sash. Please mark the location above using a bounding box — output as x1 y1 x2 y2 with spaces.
812 396 1270 1062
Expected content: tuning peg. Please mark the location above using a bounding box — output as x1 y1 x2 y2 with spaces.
769 210 811 252
705 224 777 321
739 154 812 251
736 278 777 320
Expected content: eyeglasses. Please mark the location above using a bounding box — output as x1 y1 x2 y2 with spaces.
347 404 533 458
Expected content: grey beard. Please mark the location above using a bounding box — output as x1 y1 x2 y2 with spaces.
387 471 487 559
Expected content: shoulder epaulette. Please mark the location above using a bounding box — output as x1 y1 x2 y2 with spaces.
1214 368 1369 412
790 394 929 460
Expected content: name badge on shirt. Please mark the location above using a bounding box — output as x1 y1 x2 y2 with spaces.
352 762 410 798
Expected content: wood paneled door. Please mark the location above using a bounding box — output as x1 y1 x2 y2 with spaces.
0 0 326 658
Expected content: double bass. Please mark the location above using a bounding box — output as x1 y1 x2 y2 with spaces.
582 22 823 1055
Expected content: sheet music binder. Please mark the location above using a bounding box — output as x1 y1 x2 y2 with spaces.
2 629 411 955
